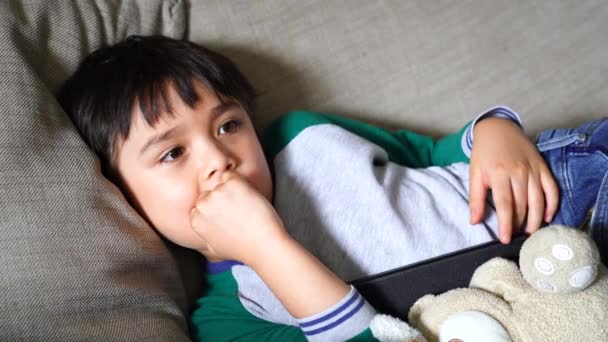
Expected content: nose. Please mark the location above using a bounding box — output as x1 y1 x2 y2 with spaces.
197 142 236 189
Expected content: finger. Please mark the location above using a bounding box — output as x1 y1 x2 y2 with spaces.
469 168 488 224
190 207 212 253
198 170 207 192
525 174 545 234
491 174 515 244
196 188 210 206
510 170 529 231
193 190 213 220
540 169 560 223
216 171 246 194
220 169 238 183
190 207 200 229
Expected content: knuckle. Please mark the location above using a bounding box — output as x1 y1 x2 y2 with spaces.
530 199 545 210
492 162 508 173
512 162 529 177
495 193 513 206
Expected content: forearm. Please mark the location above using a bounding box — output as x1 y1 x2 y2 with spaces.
247 233 350 318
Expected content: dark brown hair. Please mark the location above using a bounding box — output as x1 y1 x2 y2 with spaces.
58 35 256 180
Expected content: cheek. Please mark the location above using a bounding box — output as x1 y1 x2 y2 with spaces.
130 174 198 226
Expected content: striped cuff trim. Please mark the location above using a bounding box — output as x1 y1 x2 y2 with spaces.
462 105 523 158
297 286 367 336
205 260 243 274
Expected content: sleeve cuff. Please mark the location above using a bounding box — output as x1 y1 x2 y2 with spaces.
296 285 376 342
461 105 524 158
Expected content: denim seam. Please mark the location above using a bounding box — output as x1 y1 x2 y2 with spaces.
583 119 603 138
560 146 576 219
536 133 585 152
589 169 608 258
563 149 608 226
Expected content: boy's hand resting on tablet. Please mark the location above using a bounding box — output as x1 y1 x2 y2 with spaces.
469 118 559 244
190 170 288 263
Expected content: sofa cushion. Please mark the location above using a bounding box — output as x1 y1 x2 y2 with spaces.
188 1 608 136
0 1 196 340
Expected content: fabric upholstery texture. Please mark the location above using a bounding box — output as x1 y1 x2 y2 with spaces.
188 0 608 136
2 1 608 340
0 1 195 340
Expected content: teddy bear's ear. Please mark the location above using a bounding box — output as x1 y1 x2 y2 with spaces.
469 258 528 298
408 289 518 342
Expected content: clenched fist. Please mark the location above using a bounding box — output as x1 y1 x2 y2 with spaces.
190 170 288 263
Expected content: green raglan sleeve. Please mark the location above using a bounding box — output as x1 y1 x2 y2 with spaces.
190 271 380 341
264 107 523 168
262 110 471 169
190 271 306 341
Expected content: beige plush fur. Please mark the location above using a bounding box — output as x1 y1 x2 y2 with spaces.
408 226 608 342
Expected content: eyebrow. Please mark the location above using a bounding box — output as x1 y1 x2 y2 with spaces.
138 101 239 157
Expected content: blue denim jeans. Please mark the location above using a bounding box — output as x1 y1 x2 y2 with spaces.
536 118 608 264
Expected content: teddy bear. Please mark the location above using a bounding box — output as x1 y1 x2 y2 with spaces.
367 225 608 342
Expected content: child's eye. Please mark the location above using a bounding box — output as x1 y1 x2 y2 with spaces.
218 119 242 135
160 147 184 163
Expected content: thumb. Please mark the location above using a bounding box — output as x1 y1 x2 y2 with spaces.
218 170 241 186
469 169 488 224
198 169 237 192
198 170 208 192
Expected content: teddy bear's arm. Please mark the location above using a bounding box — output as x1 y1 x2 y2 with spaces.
440 310 512 342
408 288 517 342
469 257 528 299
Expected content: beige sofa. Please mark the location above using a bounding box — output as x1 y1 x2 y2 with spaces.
188 0 608 137
1 0 606 340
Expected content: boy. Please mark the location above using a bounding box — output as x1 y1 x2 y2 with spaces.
59 35 607 341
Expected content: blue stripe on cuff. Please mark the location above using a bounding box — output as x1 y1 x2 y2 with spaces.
205 260 243 274
302 296 366 336
299 290 359 328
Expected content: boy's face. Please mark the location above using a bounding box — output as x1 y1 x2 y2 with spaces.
115 81 272 252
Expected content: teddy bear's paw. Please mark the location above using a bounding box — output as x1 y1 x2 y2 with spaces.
568 265 597 288
370 314 427 342
532 256 597 292
439 310 512 342
520 225 600 293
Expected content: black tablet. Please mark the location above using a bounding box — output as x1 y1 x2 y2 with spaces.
351 235 526 320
